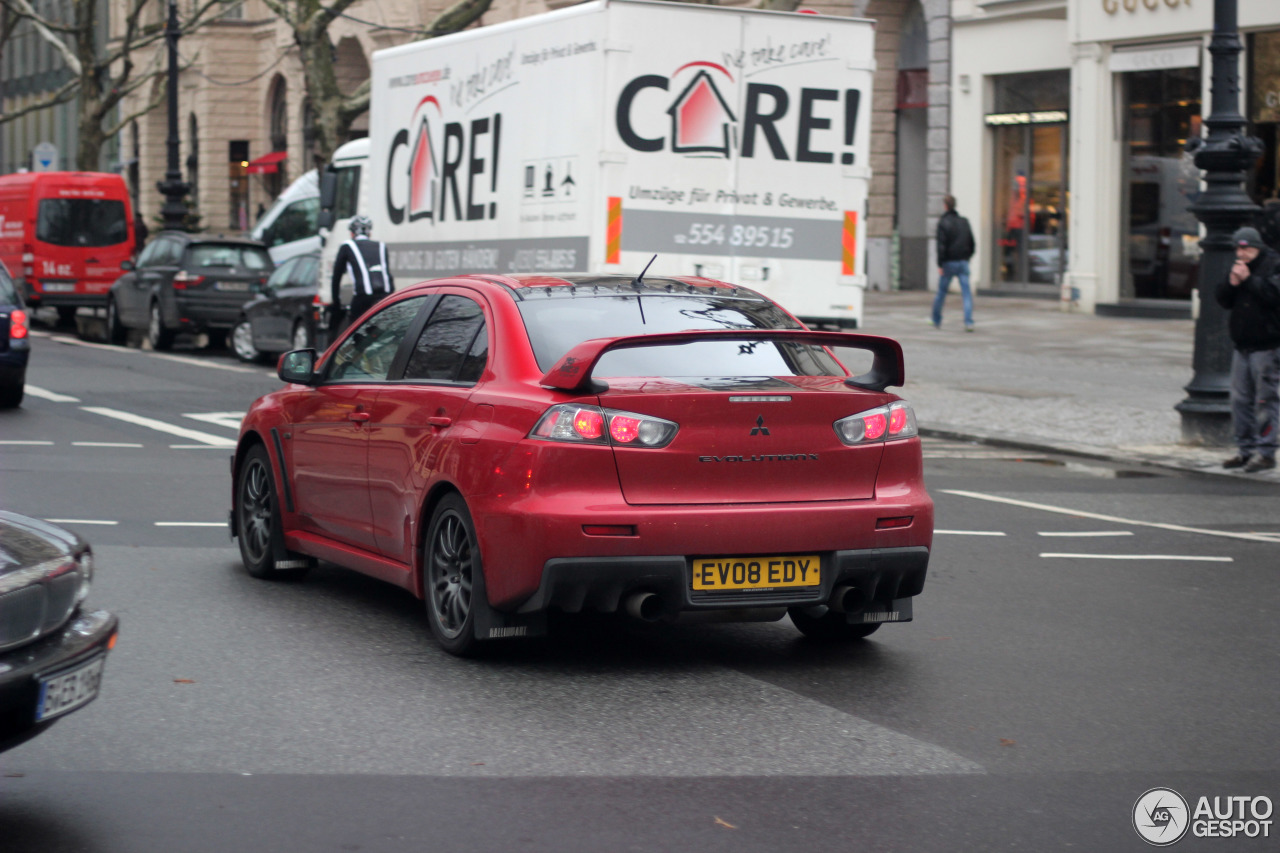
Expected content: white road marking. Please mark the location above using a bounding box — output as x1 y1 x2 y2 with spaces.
24 385 80 403
0 440 54 445
183 411 245 431
934 529 1006 536
169 444 233 450
80 406 236 447
155 522 227 528
942 489 1279 544
45 519 118 526
38 331 265 374
1041 553 1233 562
923 451 1049 460
72 442 144 448
1038 531 1134 538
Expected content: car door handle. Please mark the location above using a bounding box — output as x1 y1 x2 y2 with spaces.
428 416 452 428
347 412 370 423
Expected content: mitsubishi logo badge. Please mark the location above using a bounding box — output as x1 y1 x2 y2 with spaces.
750 415 770 436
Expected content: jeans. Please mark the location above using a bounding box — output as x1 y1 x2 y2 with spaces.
932 260 973 327
1230 347 1280 459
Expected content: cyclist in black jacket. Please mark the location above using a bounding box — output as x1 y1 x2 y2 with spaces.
933 195 976 331
330 215 394 331
1215 226 1280 473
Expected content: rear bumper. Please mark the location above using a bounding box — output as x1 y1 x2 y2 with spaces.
516 546 928 617
0 609 117 752
22 287 107 309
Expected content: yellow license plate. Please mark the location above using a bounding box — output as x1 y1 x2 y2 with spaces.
691 555 821 591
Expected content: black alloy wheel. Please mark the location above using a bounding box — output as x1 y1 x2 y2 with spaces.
236 444 308 580
424 494 486 656
788 606 882 641
147 300 174 350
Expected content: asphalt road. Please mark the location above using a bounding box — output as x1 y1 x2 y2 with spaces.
1 323 1277 852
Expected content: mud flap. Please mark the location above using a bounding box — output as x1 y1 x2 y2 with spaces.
473 604 548 640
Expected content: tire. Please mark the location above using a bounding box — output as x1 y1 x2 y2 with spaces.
291 319 310 351
147 300 174 351
0 373 23 409
788 606 882 641
105 297 126 345
424 494 487 656
235 444 309 580
231 319 264 363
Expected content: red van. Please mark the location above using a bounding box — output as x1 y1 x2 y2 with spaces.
0 172 136 321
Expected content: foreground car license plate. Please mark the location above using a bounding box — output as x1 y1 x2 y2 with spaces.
691 555 821 591
36 655 106 722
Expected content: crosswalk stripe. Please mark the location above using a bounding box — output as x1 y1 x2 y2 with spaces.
80 406 236 447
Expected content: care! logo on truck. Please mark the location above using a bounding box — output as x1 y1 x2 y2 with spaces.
615 60 861 165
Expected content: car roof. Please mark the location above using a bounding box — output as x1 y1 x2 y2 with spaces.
405 273 769 302
155 231 270 248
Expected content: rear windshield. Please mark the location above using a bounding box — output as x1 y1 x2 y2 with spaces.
517 293 844 378
185 244 272 271
36 199 129 248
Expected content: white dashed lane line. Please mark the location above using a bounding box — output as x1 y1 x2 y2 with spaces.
80 406 236 447
934 529 1006 536
1037 531 1134 538
45 519 119 526
1040 553 1233 563
24 384 80 403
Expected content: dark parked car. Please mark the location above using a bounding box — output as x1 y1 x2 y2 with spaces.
0 512 118 753
106 232 273 350
230 251 320 363
232 273 932 657
0 261 29 408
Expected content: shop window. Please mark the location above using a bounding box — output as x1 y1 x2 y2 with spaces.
229 140 249 231
1121 67 1201 301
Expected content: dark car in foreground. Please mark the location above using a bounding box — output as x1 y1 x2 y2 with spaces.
106 232 272 350
0 512 118 753
0 262 29 408
230 251 320 363
231 273 932 656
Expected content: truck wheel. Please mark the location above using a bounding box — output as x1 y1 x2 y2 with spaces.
424 494 487 656
105 297 127 345
788 607 882 641
147 301 174 351
235 444 309 580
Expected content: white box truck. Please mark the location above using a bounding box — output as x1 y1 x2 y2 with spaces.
334 0 874 327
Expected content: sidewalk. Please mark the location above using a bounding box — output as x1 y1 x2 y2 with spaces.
859 289 1279 481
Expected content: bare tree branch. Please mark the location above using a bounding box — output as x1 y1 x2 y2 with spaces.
0 78 78 124
424 0 493 39
0 0 77 35
102 78 168 138
4 0 82 73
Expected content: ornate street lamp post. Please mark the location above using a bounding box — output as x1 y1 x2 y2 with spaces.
1177 0 1263 444
157 0 190 231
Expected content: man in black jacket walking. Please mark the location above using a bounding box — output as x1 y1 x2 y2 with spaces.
1215 226 1280 472
933 195 976 331
330 214 394 332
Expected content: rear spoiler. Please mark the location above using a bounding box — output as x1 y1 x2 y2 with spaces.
540 329 905 394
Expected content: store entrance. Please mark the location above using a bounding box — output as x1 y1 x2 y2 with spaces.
1120 66 1202 301
992 122 1069 290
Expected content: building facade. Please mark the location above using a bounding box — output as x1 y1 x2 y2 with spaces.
950 0 1280 314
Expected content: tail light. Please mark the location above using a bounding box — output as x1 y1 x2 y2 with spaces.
312 293 323 323
172 270 204 289
834 401 918 445
9 310 28 340
530 404 678 448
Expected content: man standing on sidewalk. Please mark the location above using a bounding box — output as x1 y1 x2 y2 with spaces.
1215 226 1280 473
933 195 976 331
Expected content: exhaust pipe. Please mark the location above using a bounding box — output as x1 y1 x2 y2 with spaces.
625 591 664 622
829 585 859 614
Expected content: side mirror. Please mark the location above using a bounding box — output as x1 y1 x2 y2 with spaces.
319 167 338 209
317 209 334 231
120 260 135 271
277 349 318 385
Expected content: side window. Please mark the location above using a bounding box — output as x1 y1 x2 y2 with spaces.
328 297 427 382
292 256 318 287
262 198 319 247
160 239 184 265
404 295 488 382
136 240 163 268
264 257 297 292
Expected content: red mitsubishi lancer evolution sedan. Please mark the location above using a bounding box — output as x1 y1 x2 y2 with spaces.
231 273 933 655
